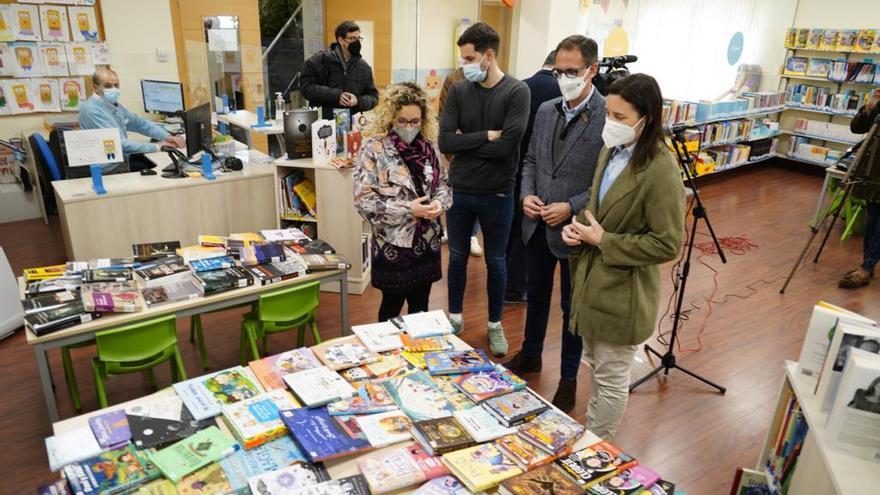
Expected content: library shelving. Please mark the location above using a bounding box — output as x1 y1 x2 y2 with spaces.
780 129 860 146
273 157 371 294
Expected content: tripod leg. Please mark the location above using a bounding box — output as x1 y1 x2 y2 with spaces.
814 184 853 264
672 363 727 393
628 364 665 393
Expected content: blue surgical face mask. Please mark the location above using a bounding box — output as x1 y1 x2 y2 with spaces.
102 88 120 104
461 55 487 83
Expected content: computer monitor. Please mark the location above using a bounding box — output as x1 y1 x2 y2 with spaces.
183 103 212 158
141 79 184 115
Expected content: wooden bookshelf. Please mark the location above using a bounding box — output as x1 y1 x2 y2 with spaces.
274 157 371 295
756 361 880 494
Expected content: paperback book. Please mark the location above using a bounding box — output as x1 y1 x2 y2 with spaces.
494 434 558 471
518 409 586 455
148 426 239 483
25 276 82 296
355 410 413 448
454 406 516 443
238 241 286 267
483 389 549 427
260 227 311 244
141 280 202 308
283 365 356 407
248 347 321 390
188 255 235 273
340 353 409 382
25 300 100 336
23 264 65 281
221 388 300 450
191 265 253 295
382 371 457 421
425 349 495 375
441 442 523 492
63 444 158 495
245 462 330 495
176 245 228 264
430 375 477 411
452 364 528 403
826 348 880 461
326 381 398 415
21 290 78 315
411 475 472 495
351 321 404 353
357 443 449 495
133 257 191 288
246 255 308 286
401 334 454 352
45 425 104 472
783 57 808 76
312 336 380 371
175 462 233 495
218 436 315 491
555 441 638 490
88 409 130 450
300 253 352 271
280 407 372 462
587 465 660 495
498 464 584 495
80 281 145 312
81 268 133 283
401 351 428 369
411 416 476 455
400 310 455 338
132 241 181 261
127 409 213 450
173 366 264 420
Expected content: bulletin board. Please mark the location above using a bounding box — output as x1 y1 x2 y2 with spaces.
0 0 106 117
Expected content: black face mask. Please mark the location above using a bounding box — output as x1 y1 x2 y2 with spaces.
347 40 362 57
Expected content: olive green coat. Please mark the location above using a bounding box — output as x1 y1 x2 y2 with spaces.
569 144 686 346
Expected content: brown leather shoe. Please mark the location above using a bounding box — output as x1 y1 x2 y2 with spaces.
503 352 542 375
839 269 872 289
551 378 577 413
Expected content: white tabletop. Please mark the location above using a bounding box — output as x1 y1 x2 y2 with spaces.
216 110 284 135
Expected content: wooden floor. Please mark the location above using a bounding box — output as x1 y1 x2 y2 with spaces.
1 163 875 494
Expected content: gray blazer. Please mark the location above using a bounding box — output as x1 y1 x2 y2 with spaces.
520 90 606 258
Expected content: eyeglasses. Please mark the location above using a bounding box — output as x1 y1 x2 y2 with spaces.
552 67 587 79
345 36 364 42
395 118 422 128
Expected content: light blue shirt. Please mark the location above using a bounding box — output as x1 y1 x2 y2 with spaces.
78 94 170 158
598 143 635 205
562 86 595 124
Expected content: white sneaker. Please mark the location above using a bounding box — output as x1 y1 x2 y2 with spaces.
470 236 483 257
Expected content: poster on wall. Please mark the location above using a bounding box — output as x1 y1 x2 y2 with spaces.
89 41 109 65
39 5 70 42
32 78 60 112
60 77 84 111
39 41 69 76
0 84 11 116
0 6 15 42
3 79 36 114
0 43 12 76
66 41 93 75
9 4 41 42
68 6 98 42
11 41 43 77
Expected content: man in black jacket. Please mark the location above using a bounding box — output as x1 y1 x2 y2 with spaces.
300 21 379 119
840 88 880 289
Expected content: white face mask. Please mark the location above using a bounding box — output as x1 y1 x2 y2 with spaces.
558 72 590 102
461 55 487 83
602 116 644 149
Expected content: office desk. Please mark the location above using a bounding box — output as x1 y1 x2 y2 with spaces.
52 148 276 261
24 268 350 423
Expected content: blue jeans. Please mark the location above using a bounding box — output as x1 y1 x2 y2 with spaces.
521 223 582 379
863 202 880 274
447 191 514 322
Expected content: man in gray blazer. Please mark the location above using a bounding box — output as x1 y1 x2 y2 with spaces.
503 35 606 412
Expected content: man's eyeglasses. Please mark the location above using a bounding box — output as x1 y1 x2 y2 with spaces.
345 36 364 43
552 67 587 79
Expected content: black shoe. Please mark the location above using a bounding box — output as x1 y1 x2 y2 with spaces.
552 378 577 413
503 352 542 375
504 294 528 305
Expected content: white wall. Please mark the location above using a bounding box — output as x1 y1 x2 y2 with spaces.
418 0 477 70
509 0 580 79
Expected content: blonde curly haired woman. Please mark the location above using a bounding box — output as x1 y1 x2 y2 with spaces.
354 82 452 321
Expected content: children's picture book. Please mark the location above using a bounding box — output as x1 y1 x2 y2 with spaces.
80 281 146 312
783 56 808 76
401 350 429 369
355 410 413 448
10 4 40 41
280 407 372 462
729 467 768 495
554 440 638 489
822 29 840 51
334 108 350 154
327 381 398 415
218 436 315 491
352 321 404 353
221 388 300 450
88 409 130 450
382 371 457 421
856 29 878 53
175 462 233 495
312 336 380 371
826 348 880 461
357 443 449 495
454 406 516 443
452 364 527 403
248 347 321 390
298 475 372 495
796 302 876 380
68 6 99 42
494 434 558 471
127 410 212 450
784 28 797 48
795 28 810 48
589 465 660 495
806 58 832 78
401 334 454 352
814 321 880 412
518 409 586 455
411 475 472 495
125 395 187 422
412 416 476 456
430 375 476 411
400 310 455 338
311 119 336 166
441 442 523 492
246 463 329 495
38 42 68 77
805 28 823 50
173 366 264 420
148 426 239 483
340 353 410 382
283 365 356 407
837 29 858 51
483 389 549 427
498 464 584 495
425 349 495 375
39 5 69 42
45 425 104 472
62 444 158 495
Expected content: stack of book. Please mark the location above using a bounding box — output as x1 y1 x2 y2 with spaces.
280 169 318 221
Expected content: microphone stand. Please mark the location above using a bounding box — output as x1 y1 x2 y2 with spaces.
629 130 727 394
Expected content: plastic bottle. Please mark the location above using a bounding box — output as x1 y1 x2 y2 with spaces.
275 92 284 123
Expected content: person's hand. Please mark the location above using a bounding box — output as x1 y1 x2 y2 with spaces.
164 135 185 149
340 92 358 107
522 195 544 220
561 223 581 247
570 211 604 246
867 89 880 112
541 202 572 227
410 196 439 219
487 130 503 141
423 200 443 220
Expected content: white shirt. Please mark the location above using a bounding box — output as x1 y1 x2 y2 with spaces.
562 86 595 124
598 143 636 205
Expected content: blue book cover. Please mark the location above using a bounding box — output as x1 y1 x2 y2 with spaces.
189 255 235 273
424 349 495 375
219 436 315 491
279 407 372 462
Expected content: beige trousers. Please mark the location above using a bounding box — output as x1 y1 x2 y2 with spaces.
581 337 639 441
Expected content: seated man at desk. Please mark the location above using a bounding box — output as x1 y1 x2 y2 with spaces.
79 67 185 174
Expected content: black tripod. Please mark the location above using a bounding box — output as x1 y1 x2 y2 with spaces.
629 131 727 394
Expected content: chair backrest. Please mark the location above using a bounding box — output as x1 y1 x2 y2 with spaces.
50 129 88 180
258 281 321 323
30 133 62 181
95 315 179 363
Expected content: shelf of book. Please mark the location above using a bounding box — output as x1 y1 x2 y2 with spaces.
757 361 880 494
780 130 860 146
702 132 781 149
779 75 878 88
783 105 856 118
777 152 834 168
670 107 784 129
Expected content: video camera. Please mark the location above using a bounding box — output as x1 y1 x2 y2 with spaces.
593 55 637 96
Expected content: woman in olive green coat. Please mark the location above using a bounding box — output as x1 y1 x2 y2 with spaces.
561 74 685 441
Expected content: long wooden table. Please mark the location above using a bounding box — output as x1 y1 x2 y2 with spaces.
50 335 602 492
24 268 350 423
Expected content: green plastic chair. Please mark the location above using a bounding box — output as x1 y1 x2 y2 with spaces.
91 315 187 409
240 281 322 365
189 302 256 370
60 341 94 411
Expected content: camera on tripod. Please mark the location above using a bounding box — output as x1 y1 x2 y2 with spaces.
593 55 637 96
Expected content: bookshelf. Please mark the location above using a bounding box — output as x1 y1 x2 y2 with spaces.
273 158 371 295
757 361 880 494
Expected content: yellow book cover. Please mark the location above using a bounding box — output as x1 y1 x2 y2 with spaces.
441 443 523 492
228 232 264 242
401 351 428 369
293 178 317 217
126 479 177 495
805 28 823 50
176 463 233 495
22 264 66 281
855 29 877 53
198 235 228 248
796 28 810 48
784 28 797 48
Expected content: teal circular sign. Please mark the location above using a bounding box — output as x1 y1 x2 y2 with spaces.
727 32 744 65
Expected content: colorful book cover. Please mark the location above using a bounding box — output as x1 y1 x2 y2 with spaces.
327 381 398 415
452 364 528 402
175 462 233 495
855 29 877 53
282 365 356 407
648 479 676 495
783 28 797 49
23 263 65 281
795 28 810 48
454 406 516 443
312 336 380 371
81 268 132 283
299 475 371 495
518 409 585 455
260 228 311 244
198 235 228 248
441 443 523 492
279 407 372 462
218 436 313 491
173 366 264 421
80 281 145 313
837 29 858 51
382 371 457 421
340 353 409 382
412 475 472 495
412 416 476 455
805 28 823 50
783 56 808 76
333 108 350 154
806 58 832 78
355 410 413 448
351 321 404 353
248 347 321 390
132 241 182 261
36 479 71 495
122 478 178 495
401 351 428 369
401 334 454 352
357 443 449 495
499 464 584 495
128 412 213 450
221 389 300 450
431 375 477 411
238 241 286 267
586 465 660 495
483 389 549 426
246 462 329 495
148 426 239 483
88 409 130 449
494 434 558 471
177 245 228 264
822 29 840 51
141 280 202 308
425 349 495 375
62 444 159 495
188 255 235 273
555 441 638 489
